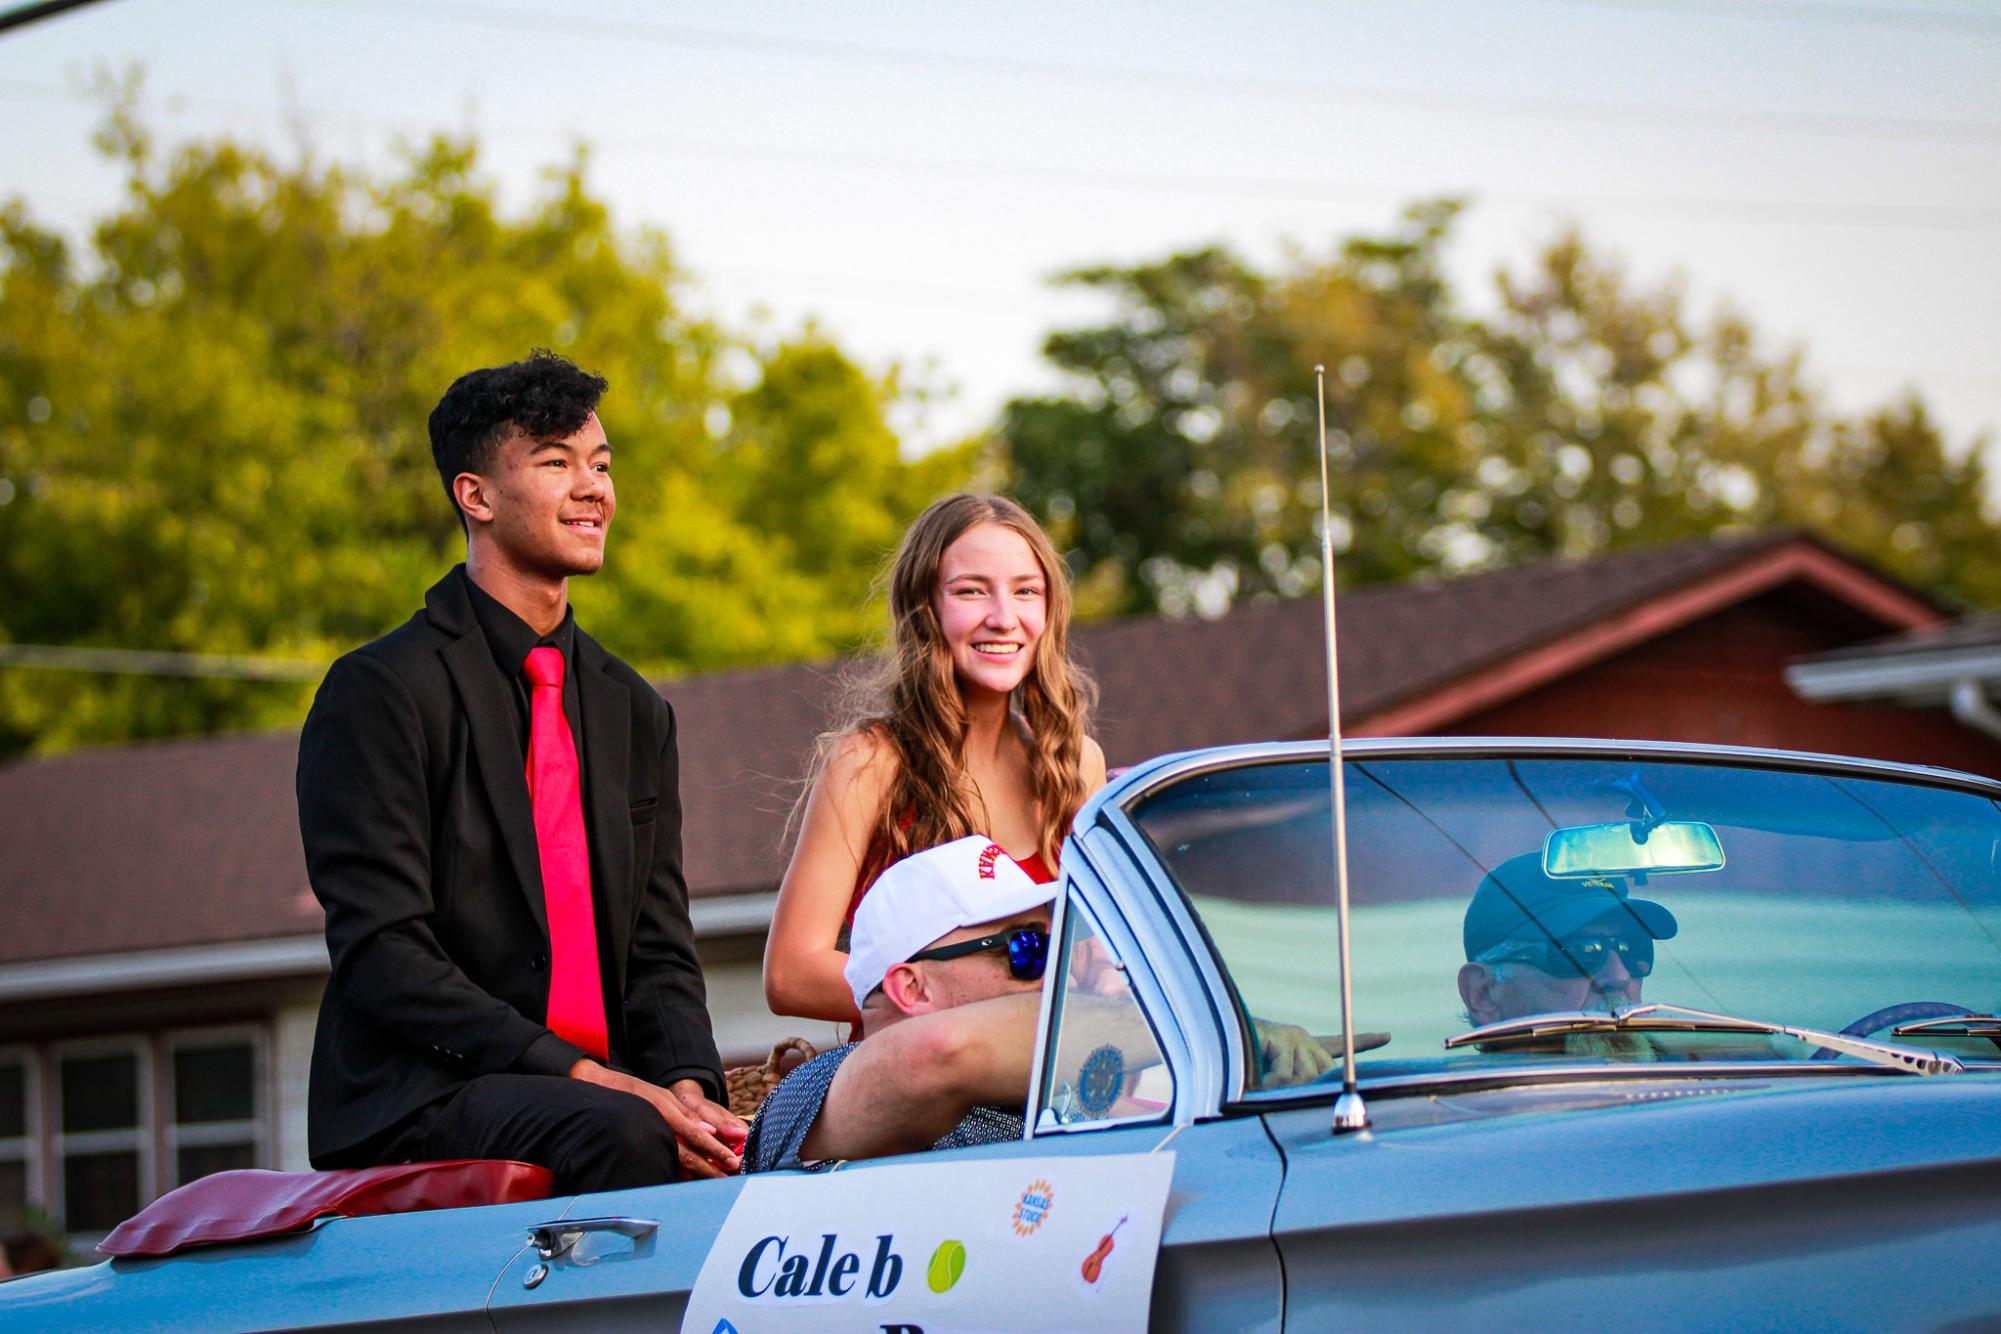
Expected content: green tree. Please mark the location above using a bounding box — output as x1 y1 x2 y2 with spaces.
1002 204 1999 616
1774 396 2001 606
1003 203 1477 618
1466 230 2000 603
0 102 968 756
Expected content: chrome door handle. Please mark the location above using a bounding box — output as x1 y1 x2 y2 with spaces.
528 1215 660 1260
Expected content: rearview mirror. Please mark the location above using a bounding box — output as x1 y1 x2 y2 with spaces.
1544 820 1724 879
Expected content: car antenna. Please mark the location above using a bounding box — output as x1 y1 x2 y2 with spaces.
1315 364 1369 1135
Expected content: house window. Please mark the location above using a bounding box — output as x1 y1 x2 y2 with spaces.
56 1043 150 1234
34 1025 268 1236
168 1033 263 1186
0 1049 35 1221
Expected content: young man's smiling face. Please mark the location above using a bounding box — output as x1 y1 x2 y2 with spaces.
468 411 616 580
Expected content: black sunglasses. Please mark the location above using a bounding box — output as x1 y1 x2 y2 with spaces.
1488 932 1654 980
907 927 1050 981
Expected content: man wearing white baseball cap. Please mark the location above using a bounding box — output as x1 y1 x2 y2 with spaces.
744 835 1110 1172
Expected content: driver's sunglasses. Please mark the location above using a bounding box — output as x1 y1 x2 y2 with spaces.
907 927 1050 981
1489 932 1654 980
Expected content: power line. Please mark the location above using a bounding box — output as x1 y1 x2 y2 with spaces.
6 78 1999 233
0 643 328 680
1529 0 2001 37
0 0 122 37
272 0 2001 149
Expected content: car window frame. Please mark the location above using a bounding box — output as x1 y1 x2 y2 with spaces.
1025 827 1221 1136
1065 808 1258 1113
1027 870 1176 1135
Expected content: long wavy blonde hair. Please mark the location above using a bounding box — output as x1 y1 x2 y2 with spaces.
818 492 1096 881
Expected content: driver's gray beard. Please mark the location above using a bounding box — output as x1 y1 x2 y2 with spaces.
1563 1032 1658 1062
1583 979 1638 1013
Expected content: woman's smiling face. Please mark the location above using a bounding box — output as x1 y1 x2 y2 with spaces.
932 521 1049 700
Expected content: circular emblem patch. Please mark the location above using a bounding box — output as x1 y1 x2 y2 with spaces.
1011 1179 1055 1237
1078 1043 1125 1118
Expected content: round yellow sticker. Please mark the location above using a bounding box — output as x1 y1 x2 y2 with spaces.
927 1239 967 1293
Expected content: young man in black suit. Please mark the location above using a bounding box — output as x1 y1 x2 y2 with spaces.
297 351 744 1192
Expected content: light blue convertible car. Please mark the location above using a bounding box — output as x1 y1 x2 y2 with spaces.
10 737 2001 1330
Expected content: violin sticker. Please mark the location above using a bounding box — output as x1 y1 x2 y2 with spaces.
1080 1216 1128 1288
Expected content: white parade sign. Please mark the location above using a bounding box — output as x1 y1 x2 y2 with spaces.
681 1151 1175 1334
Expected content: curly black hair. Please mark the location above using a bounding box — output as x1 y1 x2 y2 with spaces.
428 350 609 526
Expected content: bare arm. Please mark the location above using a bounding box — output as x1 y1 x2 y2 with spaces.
801 992 1043 1161
1081 734 1108 798
763 732 895 1023
800 991 1159 1163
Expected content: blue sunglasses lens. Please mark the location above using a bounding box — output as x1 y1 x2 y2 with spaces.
1007 929 1050 980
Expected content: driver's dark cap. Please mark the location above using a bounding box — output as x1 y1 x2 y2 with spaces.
1463 852 1679 962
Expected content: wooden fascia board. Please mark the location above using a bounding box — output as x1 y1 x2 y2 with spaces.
1350 542 1945 738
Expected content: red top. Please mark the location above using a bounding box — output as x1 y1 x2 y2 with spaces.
846 839 1057 927
842 836 1057 1038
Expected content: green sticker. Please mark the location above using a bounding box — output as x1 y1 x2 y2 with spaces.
927 1239 967 1293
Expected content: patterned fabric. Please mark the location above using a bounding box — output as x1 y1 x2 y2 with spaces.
743 1042 1025 1174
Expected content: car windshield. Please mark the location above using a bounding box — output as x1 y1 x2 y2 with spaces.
1126 752 2001 1090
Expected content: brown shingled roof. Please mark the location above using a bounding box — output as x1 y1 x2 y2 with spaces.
1800 607 2001 664
1083 528 1822 759
671 658 844 897
0 730 321 965
0 529 1922 967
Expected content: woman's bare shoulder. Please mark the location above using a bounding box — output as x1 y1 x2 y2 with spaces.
821 725 900 795
1081 734 1108 790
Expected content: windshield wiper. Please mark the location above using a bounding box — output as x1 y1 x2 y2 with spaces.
1445 1002 1965 1076
1892 1014 2001 1038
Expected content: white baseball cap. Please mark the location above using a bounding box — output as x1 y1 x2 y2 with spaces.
844 834 1058 1011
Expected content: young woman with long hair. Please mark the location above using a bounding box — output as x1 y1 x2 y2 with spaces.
762 492 1107 1027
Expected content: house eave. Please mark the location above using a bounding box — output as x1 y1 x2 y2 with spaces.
1358 539 1944 736
690 890 777 937
1785 646 2001 705
0 892 780 1004
0 934 331 1004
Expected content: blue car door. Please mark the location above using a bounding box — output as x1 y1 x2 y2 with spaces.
485 1118 1282 1331
7 1192 565 1333
486 1173 750 1330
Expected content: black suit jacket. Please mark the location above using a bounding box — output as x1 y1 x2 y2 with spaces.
297 567 723 1165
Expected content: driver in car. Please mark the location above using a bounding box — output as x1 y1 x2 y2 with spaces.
744 835 1084 1172
1456 852 1680 1027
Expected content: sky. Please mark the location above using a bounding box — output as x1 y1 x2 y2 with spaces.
2 0 1998 458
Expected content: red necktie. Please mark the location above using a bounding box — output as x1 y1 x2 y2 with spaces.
523 646 609 1061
